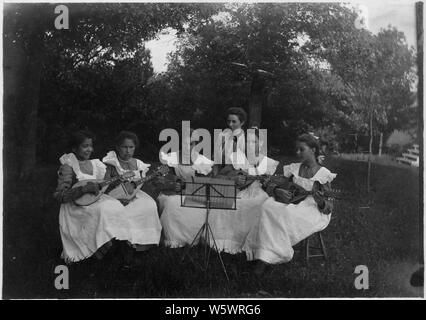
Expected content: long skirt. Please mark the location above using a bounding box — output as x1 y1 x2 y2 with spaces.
159 182 269 254
242 196 331 264
59 191 161 263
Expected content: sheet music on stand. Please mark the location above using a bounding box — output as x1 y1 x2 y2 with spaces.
181 177 237 210
180 176 237 282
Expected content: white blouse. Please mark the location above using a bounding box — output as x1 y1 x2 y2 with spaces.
59 153 106 181
102 151 151 179
283 163 337 191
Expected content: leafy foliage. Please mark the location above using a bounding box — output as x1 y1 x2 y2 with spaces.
160 3 417 153
3 3 417 167
4 3 221 166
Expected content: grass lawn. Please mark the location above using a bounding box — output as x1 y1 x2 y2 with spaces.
2 157 423 298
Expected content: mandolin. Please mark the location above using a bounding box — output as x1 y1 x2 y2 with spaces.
106 165 169 201
272 179 344 205
216 166 343 203
72 171 135 206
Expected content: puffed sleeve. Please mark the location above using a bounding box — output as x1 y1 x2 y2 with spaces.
53 164 80 203
283 163 298 178
312 167 337 185
266 157 279 175
160 151 179 168
93 159 107 179
192 154 214 176
136 159 151 178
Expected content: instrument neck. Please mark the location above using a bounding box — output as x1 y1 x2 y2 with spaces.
99 176 121 187
246 174 268 182
133 172 159 186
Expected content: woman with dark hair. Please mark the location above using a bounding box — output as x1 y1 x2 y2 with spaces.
213 107 248 175
102 131 162 251
54 130 139 263
243 133 337 273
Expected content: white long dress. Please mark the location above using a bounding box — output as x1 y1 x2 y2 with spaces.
158 151 214 248
102 151 162 247
242 162 337 264
208 151 279 254
58 153 148 263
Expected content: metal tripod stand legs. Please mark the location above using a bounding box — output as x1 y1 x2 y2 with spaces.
181 205 230 282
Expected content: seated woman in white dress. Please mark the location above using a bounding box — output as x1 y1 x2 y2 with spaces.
242 133 337 274
102 131 162 251
208 127 279 254
54 130 148 263
157 134 215 248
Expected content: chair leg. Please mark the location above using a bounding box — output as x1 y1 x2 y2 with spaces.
304 238 310 262
304 232 328 263
318 232 327 259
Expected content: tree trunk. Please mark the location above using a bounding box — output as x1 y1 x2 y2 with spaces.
367 113 373 193
3 26 27 181
4 9 43 178
354 134 358 153
12 15 45 180
19 46 43 180
378 132 383 156
415 1 423 264
248 73 265 128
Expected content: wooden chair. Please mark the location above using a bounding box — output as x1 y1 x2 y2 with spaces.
303 231 327 262
303 202 340 263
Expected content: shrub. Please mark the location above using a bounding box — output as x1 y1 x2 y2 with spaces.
385 130 414 157
386 130 413 148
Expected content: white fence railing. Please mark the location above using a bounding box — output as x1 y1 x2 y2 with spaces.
396 144 419 167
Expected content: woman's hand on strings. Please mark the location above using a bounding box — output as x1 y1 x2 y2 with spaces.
175 181 183 193
234 174 247 187
265 182 277 197
119 171 135 182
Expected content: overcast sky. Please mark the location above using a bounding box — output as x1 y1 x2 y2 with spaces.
146 0 419 73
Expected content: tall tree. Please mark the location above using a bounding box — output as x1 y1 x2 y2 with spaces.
165 3 370 147
3 3 220 178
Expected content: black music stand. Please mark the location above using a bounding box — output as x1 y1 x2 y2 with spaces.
180 177 237 281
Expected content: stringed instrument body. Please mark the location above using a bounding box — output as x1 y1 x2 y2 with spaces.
72 171 135 206
272 179 344 205
227 170 343 205
106 165 169 201
217 165 343 204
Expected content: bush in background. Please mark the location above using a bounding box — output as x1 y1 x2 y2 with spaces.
385 130 414 156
